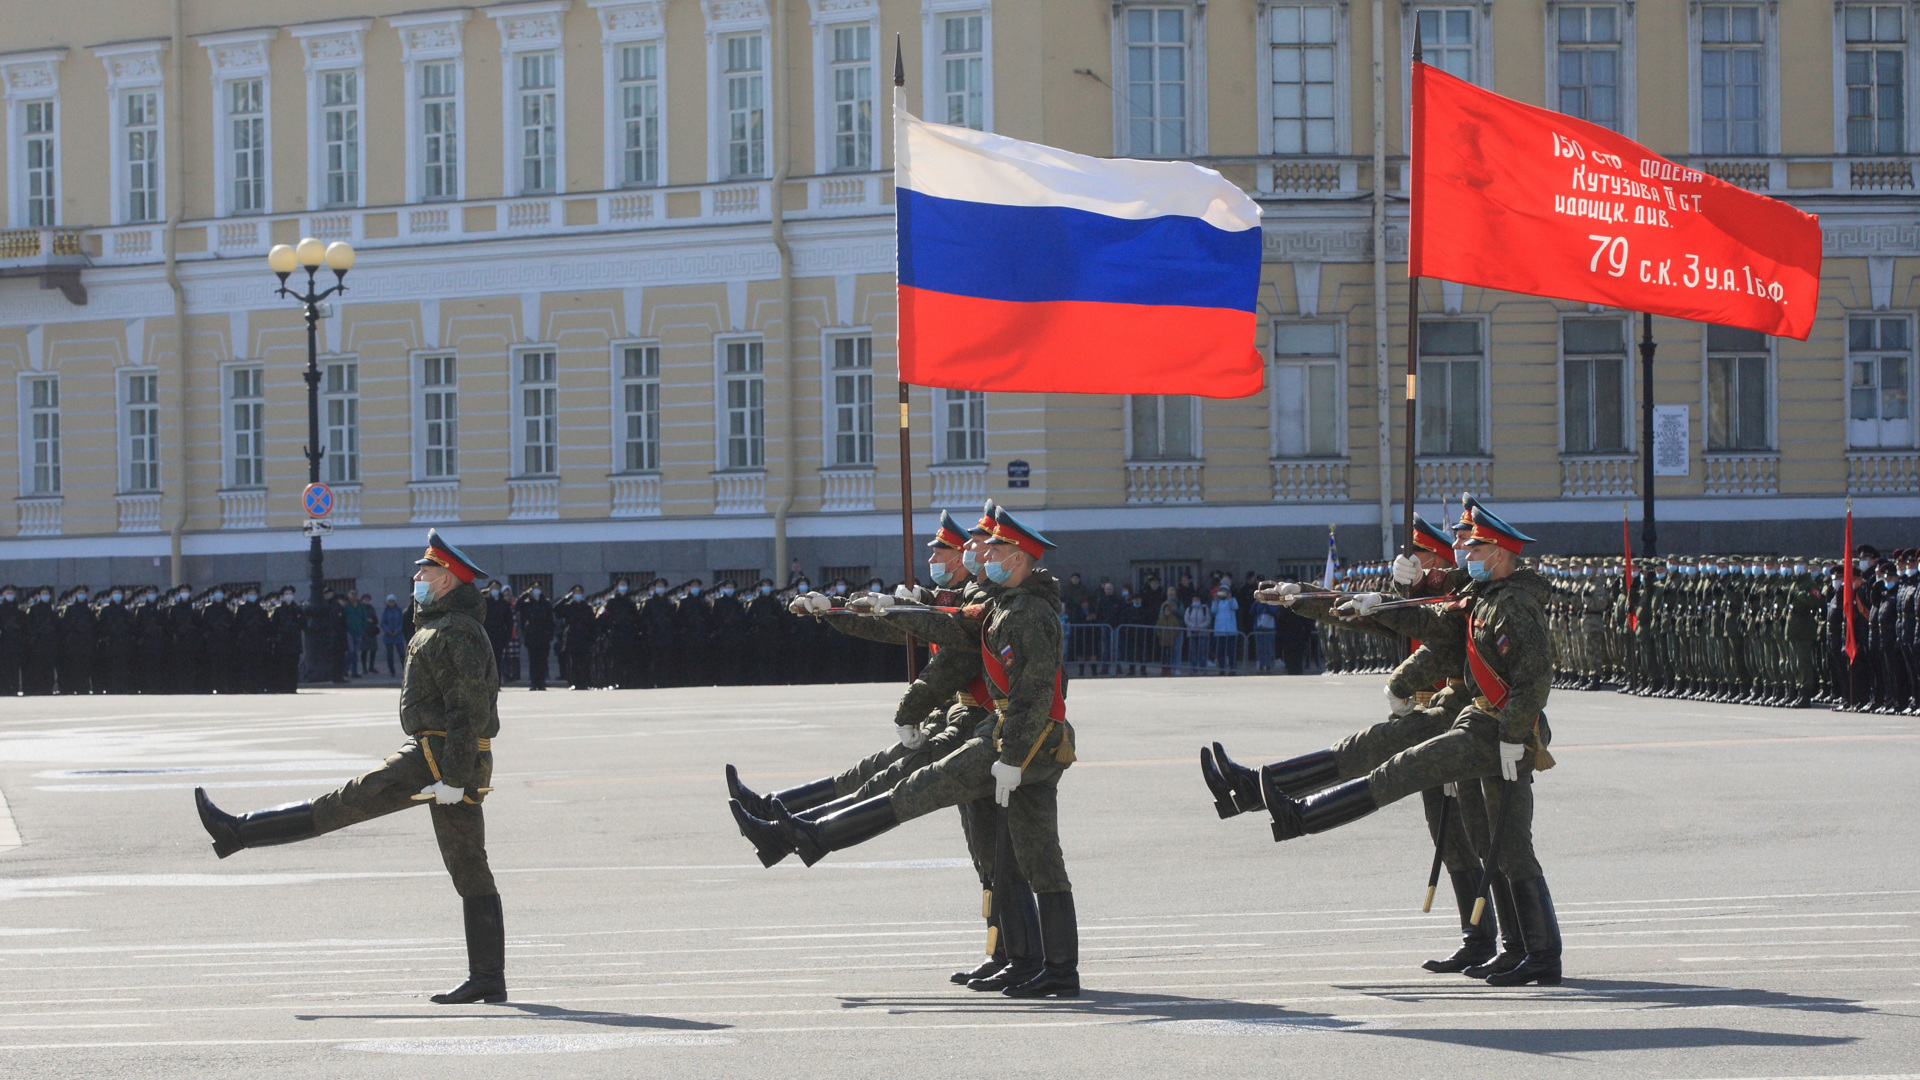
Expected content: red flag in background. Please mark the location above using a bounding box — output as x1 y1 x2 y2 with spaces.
1843 505 1857 664
1409 63 1822 340
1622 507 1636 632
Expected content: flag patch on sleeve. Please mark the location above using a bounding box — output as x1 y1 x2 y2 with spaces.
1496 634 1510 656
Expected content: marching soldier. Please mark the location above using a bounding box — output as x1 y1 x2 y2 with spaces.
194 530 508 1004
1262 500 1564 987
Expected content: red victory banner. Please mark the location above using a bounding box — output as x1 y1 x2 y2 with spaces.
1409 63 1822 340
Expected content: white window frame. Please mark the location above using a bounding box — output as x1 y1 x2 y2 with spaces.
198 29 276 218
703 1 773 182
223 363 267 490
1415 315 1492 458
822 332 876 468
1257 1 1350 157
1 50 66 229
1269 320 1346 459
612 339 662 473
415 351 461 480
592 1 670 189
513 347 560 478
120 367 162 494
921 1 994 133
18 372 61 497
1112 1 1208 158
390 9 471 205
810 0 881 173
322 356 361 486
1831 2 1919 156
486 1 570 197
932 386 988 465
1556 314 1635 455
1687 1 1780 156
291 20 369 212
1543 1 1636 139
1701 325 1777 453
1125 394 1204 461
1847 311 1916 449
1401 1 1492 138
93 41 169 227
715 336 767 470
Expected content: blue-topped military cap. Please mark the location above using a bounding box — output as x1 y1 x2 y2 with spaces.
985 506 1055 558
415 529 487 583
1410 512 1457 566
1461 497 1537 553
929 509 968 549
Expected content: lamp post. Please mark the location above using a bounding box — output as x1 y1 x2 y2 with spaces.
268 237 354 628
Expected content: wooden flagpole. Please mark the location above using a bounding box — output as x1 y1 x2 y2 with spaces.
894 36 920 682
1401 25 1423 557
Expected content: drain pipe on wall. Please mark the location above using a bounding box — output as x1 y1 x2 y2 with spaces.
166 0 189 587
1371 0 1393 560
769 0 797 582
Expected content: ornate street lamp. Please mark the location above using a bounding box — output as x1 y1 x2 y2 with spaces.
268 238 354 655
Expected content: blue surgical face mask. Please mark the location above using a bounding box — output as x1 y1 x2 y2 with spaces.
985 559 1013 584
961 548 981 575
413 581 432 605
928 559 955 587
1466 558 1493 582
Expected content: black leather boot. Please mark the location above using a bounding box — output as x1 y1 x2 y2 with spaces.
1484 876 1562 986
968 880 1040 991
729 799 795 868
194 788 315 859
1258 749 1341 817
1463 874 1526 978
727 764 837 819
1003 891 1078 998
1422 869 1497 973
953 896 1007 987
1200 742 1265 817
1268 776 1377 842
797 792 860 821
432 894 507 1004
777 793 898 867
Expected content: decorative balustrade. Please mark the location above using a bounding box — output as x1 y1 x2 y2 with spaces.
814 176 870 208
928 463 987 508
1270 458 1348 502
709 185 761 216
610 473 661 518
0 228 84 261
329 485 362 527
1559 454 1638 498
505 199 555 230
308 213 352 240
507 477 559 521
606 192 655 223
409 479 459 523
1415 457 1491 502
1699 160 1772 190
219 488 267 530
116 492 162 534
213 220 263 254
1702 452 1779 495
1847 450 1920 494
407 206 451 235
1126 460 1203 505
1850 158 1914 191
820 468 876 513
1266 160 1352 194
15 496 61 537
713 471 766 515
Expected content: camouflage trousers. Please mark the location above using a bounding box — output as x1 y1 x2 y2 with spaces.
1330 707 1483 875
310 736 497 898
832 705 997 885
891 722 1074 894
1366 709 1544 882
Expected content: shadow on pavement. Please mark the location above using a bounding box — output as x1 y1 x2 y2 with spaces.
1358 1026 1858 1054
838 988 1329 1023
295 1003 730 1031
1343 977 1875 1015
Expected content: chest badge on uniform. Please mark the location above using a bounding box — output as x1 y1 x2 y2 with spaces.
1496 633 1510 656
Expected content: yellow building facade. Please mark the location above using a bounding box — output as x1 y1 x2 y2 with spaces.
0 0 1913 598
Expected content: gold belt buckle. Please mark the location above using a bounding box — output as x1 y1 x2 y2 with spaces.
1413 690 1435 706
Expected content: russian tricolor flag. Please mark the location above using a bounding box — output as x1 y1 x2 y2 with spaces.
896 111 1265 398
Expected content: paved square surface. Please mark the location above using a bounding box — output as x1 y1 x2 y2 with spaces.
1 677 1917 1079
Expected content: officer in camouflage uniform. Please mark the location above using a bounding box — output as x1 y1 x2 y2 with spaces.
1262 500 1564 987
194 529 506 1005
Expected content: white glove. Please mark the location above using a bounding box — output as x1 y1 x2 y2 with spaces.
1498 741 1527 782
787 594 812 615
1385 685 1414 716
848 591 895 614
1338 591 1385 617
990 760 1023 807
897 723 927 750
420 781 464 805
1442 782 1459 798
803 591 833 614
895 584 933 605
1391 554 1423 586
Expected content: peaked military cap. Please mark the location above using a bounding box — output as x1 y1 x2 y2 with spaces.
985 506 1055 559
970 500 999 536
1461 497 1537 553
1410 512 1457 566
415 528 486 584
928 509 968 549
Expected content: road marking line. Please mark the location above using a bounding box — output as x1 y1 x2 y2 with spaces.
0 787 19 852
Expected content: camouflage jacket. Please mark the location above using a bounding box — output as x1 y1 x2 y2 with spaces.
1374 566 1552 743
401 581 501 787
867 579 1000 730
981 569 1065 769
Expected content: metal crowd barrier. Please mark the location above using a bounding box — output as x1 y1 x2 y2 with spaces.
1063 623 1300 678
